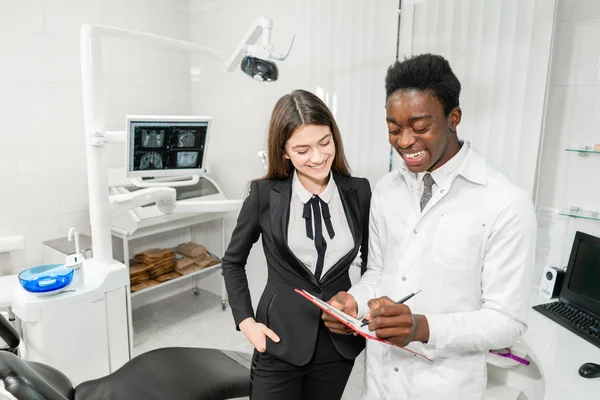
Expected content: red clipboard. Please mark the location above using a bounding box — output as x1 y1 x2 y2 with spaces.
295 288 433 362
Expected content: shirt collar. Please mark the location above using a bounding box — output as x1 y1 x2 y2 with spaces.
292 170 337 204
394 141 486 186
415 140 469 186
455 142 487 186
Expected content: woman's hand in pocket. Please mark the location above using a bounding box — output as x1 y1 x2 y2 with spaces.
239 317 280 353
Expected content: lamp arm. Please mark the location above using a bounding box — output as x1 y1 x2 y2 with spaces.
82 24 225 62
270 34 296 61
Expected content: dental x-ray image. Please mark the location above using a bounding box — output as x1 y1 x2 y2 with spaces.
177 131 197 148
141 130 165 148
177 151 198 168
138 151 164 170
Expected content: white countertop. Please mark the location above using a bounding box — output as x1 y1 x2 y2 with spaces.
524 291 600 399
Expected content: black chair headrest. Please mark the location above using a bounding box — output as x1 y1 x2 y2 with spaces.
0 313 19 352
0 351 73 400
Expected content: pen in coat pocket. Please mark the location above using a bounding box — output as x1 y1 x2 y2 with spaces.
360 289 422 327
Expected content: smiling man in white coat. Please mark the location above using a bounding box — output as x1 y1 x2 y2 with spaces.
323 53 537 399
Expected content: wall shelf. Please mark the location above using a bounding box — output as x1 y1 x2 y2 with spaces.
565 148 600 154
559 208 600 221
130 261 222 297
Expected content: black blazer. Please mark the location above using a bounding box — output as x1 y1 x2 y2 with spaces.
222 173 371 366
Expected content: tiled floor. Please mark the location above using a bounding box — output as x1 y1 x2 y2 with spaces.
132 289 365 400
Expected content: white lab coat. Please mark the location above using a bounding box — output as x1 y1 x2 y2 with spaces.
349 144 537 400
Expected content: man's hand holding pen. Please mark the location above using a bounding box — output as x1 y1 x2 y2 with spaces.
364 296 430 347
323 291 431 347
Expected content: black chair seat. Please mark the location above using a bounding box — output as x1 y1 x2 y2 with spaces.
74 347 250 400
1 347 250 400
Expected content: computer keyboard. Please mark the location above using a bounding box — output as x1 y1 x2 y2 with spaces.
533 301 600 349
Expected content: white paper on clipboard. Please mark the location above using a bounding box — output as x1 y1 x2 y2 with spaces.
295 289 433 362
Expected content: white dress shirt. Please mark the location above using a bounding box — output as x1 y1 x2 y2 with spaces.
348 142 537 400
288 171 354 280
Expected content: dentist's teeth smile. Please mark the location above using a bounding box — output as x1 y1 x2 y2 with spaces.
404 150 426 159
402 149 428 166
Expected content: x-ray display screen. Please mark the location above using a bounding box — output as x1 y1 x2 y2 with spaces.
129 120 208 175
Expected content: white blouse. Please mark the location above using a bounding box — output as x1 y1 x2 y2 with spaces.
287 171 354 281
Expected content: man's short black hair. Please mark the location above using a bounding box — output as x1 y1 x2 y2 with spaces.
385 53 461 116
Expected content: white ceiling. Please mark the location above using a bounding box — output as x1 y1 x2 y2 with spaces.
189 0 259 14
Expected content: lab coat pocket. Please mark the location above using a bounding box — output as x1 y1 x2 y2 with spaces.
432 213 484 270
413 358 486 400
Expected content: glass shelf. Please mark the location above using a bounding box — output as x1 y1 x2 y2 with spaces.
559 208 600 221
565 148 600 154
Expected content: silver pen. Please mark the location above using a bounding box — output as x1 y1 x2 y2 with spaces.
360 289 422 327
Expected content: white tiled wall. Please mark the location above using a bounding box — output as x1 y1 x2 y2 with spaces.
537 0 600 268
0 0 191 275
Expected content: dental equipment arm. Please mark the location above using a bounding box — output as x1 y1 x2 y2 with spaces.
85 25 224 64
109 187 241 219
155 199 242 215
109 187 176 218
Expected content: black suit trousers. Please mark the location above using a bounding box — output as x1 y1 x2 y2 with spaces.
250 323 355 400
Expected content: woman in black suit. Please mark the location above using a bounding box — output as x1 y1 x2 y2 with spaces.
221 89 370 400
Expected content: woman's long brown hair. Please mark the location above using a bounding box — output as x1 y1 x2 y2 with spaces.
261 89 351 180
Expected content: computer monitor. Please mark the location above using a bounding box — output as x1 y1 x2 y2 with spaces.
560 231 600 318
126 115 211 178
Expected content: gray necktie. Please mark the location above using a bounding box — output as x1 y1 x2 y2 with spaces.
420 173 435 211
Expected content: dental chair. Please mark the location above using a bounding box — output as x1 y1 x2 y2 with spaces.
0 313 250 400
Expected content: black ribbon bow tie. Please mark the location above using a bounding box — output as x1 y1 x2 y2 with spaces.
302 195 335 281
303 196 335 240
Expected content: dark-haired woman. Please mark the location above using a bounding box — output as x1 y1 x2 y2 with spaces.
222 89 371 399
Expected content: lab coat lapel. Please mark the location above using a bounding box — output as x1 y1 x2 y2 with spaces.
269 178 320 287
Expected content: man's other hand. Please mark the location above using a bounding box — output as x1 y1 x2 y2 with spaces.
322 291 358 335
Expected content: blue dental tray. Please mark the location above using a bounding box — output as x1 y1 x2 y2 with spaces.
18 264 74 294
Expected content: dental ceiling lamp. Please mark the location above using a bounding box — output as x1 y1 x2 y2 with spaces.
225 16 295 82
